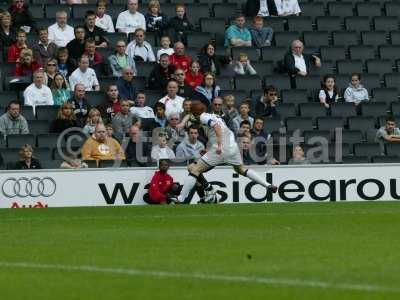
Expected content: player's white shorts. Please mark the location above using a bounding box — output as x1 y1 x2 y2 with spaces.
201 146 243 167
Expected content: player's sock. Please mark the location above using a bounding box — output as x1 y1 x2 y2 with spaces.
245 169 273 188
178 173 198 202
197 174 211 191
196 184 205 198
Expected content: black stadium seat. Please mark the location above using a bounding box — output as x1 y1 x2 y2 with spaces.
361 102 389 117
361 73 381 91
328 2 354 17
213 3 237 20
317 116 345 139
372 88 398 103
281 89 308 105
366 59 393 77
303 31 329 48
264 75 291 91
385 2 400 17
348 116 376 136
37 134 62 148
299 103 327 119
275 103 296 118
274 32 300 47
356 2 382 18
341 130 364 146
336 60 363 75
354 142 381 159
300 2 325 18
231 47 260 61
390 31 400 45
286 117 313 133
342 156 370 164
287 17 313 32
316 16 342 32
261 47 287 67
251 61 274 77
349 45 375 62
320 46 346 63
7 134 36 148
263 118 283 133
333 31 359 47
361 31 387 48
386 143 400 157
331 103 357 118
36 106 59 122
29 120 50 135
345 16 371 32
374 17 399 32
372 156 400 163
235 75 262 92
384 73 400 89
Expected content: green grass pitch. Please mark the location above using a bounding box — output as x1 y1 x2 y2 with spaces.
0 202 399 300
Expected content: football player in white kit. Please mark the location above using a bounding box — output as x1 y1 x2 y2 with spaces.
177 100 278 203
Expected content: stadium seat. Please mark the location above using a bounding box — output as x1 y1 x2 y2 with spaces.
73 4 96 19
379 45 400 62
336 60 363 75
328 2 354 17
231 47 260 61
333 31 359 47
275 103 296 119
261 47 287 67
366 59 393 77
372 88 398 103
354 142 381 159
316 16 342 32
356 2 382 18
309 60 334 77
198 0 223 5
390 31 400 45
144 91 163 109
29 120 50 135
360 102 389 117
7 134 36 148
295 76 321 99
317 116 345 138
281 89 308 105
299 103 327 120
219 90 247 103
361 31 387 48
360 73 381 91
345 17 371 32
384 2 400 17
320 46 346 63
85 91 106 108
348 116 376 137
37 133 62 149
104 32 127 46
384 73 400 89
98 160 128 168
45 5 71 18
274 32 300 47
341 130 364 146
303 130 331 144
235 75 262 92
264 75 291 91
300 2 325 19
200 18 226 45
251 61 274 77
30 5 45 19
286 117 313 133
0 91 18 107
331 103 357 118
392 102 400 115
216 76 233 90
372 156 400 163
106 5 126 20
186 32 214 49
303 31 329 48
386 143 400 156
213 3 237 20
263 118 283 134
83 160 98 168
349 45 375 61
1 148 21 164
136 62 156 78
287 17 313 32
333 74 351 92
342 155 370 164
35 106 59 122
374 17 399 32
33 147 53 162
186 4 210 26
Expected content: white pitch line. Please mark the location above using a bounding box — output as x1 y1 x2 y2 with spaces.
0 261 398 294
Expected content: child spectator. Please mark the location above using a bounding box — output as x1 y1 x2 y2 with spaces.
56 47 77 78
147 159 179 204
51 72 71 106
230 101 254 134
344 73 369 106
145 0 168 37
168 4 193 45
154 102 167 128
14 144 42 169
95 0 115 33
157 36 174 62
7 29 27 63
319 75 339 109
151 134 176 161
249 16 273 48
83 108 103 135
288 145 310 165
14 48 41 76
223 94 239 126
234 53 257 75
185 61 204 89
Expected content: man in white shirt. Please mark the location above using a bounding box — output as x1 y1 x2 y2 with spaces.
48 10 75 47
116 0 146 35
158 81 185 119
126 28 156 62
69 55 100 91
23 70 54 114
283 40 321 78
130 91 155 119
275 0 301 16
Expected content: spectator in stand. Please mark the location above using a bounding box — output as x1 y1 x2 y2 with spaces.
170 42 192 74
158 80 185 118
126 28 156 62
255 85 278 118
168 4 193 45
234 53 257 75
32 27 58 66
116 0 146 35
43 58 58 86
0 100 29 136
69 55 100 91
198 43 226 76
174 68 193 99
224 14 252 48
125 124 151 166
83 108 103 135
84 10 108 48
148 53 175 91
147 159 179 204
288 145 310 165
193 73 221 105
66 25 86 61
8 0 35 33
249 16 273 48
157 36 174 62
82 123 125 161
284 40 321 80
95 0 115 33
0 11 16 59
154 102 167 128
185 61 204 89
250 118 271 163
319 75 339 109
145 0 168 37
176 125 205 160
239 135 255 165
83 38 104 75
108 40 136 77
181 98 191 119
238 120 252 139
244 0 278 17
48 10 75 47
112 99 139 140
223 94 239 126
116 66 137 102
151 134 175 161
105 123 118 140
251 117 269 140
56 47 76 78
376 116 400 155
165 113 185 143
344 73 369 106
7 29 27 63
50 102 78 133
23 70 53 114
130 91 155 119
14 48 41 76
64 0 88 4
60 151 88 169
98 85 121 122
210 97 225 118
51 72 71 106
275 0 301 16
14 144 41 170
68 83 90 126
230 101 254 134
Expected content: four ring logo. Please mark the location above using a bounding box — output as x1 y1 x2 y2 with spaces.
2 177 56 198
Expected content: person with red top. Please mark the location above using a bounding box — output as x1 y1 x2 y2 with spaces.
7 29 28 63
147 159 179 204
83 38 104 75
98 84 122 123
14 48 41 76
185 60 204 89
8 0 36 33
169 41 192 73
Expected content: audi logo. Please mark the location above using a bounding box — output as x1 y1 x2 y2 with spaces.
2 177 56 198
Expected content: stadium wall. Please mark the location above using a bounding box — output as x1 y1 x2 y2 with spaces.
1 164 400 208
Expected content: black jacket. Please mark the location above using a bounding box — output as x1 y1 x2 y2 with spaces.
14 158 42 170
66 39 85 61
9 5 36 30
255 98 278 118
197 53 225 76
244 0 278 17
84 25 108 46
168 16 193 45
50 119 79 134
283 52 317 77
148 64 175 91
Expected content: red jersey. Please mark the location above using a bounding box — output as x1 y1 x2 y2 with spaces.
185 72 204 89
148 171 174 203
170 54 192 73
7 44 25 63
14 61 42 76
